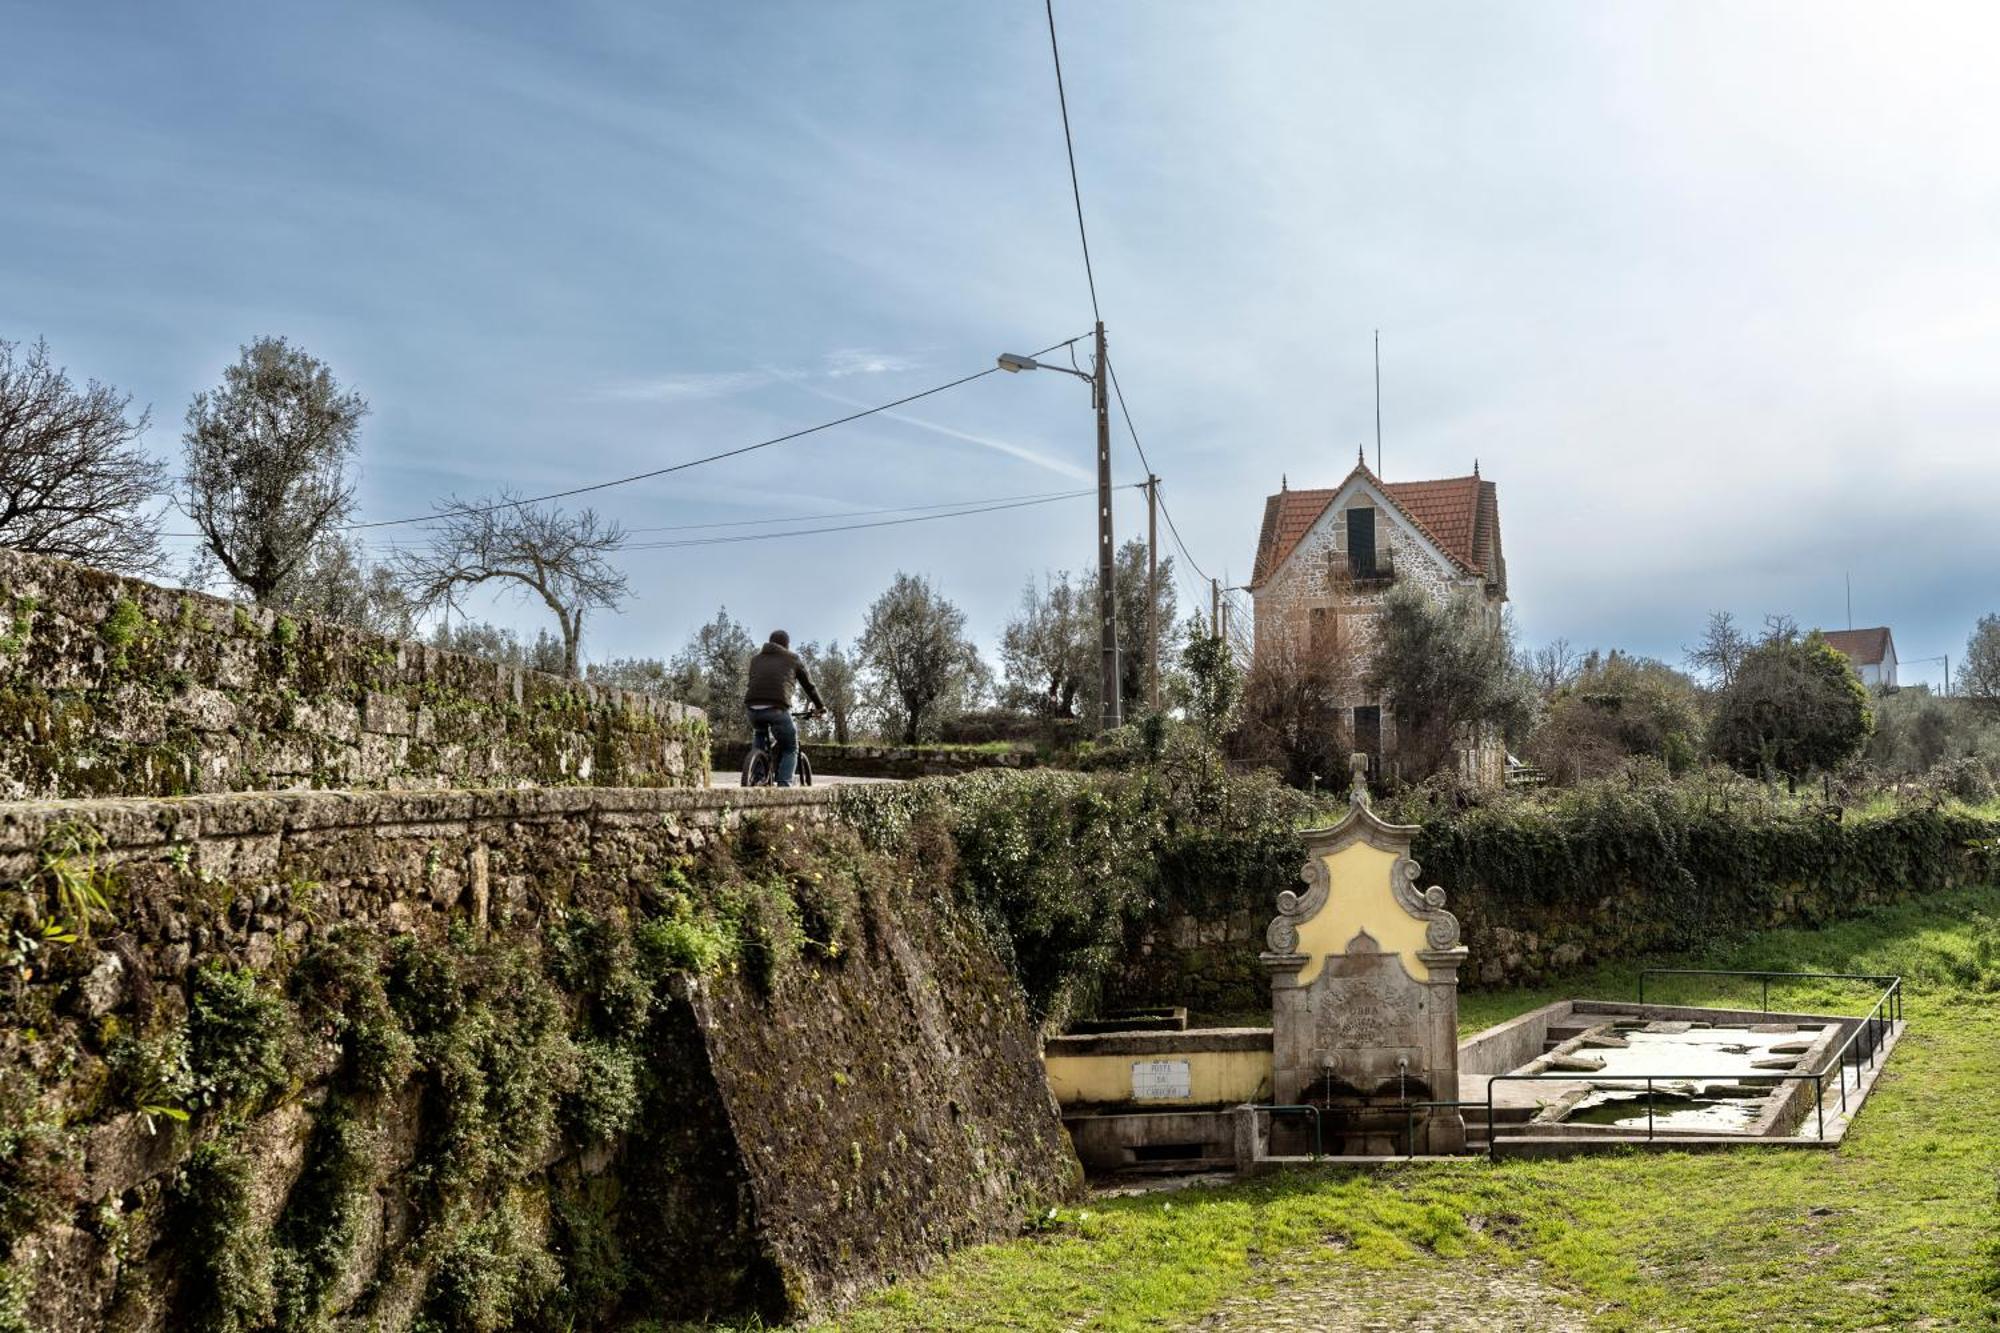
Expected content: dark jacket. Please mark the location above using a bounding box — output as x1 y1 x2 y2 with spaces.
745 642 822 711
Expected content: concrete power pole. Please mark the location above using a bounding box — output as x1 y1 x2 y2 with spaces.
1093 321 1122 732
1211 577 1222 639
1146 473 1160 715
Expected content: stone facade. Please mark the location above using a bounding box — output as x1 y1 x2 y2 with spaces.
0 784 1076 1329
0 548 708 799
1248 462 1507 787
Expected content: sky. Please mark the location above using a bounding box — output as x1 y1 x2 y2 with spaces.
5 1 1998 691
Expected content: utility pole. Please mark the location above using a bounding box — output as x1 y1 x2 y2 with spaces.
1146 473 1160 715
1211 577 1221 639
1093 321 1121 732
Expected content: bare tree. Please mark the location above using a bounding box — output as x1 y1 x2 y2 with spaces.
277 532 417 638
1526 637 1582 698
0 337 166 572
1685 611 1749 690
181 337 366 601
395 492 628 678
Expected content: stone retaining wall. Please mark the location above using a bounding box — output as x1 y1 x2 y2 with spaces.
0 784 1075 1329
0 547 707 800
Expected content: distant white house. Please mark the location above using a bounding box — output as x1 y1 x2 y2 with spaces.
1821 626 1897 689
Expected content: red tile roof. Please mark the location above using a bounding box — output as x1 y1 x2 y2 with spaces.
1250 462 1505 592
1820 627 1894 666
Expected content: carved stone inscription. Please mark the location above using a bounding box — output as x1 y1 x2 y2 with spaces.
1308 939 1429 1090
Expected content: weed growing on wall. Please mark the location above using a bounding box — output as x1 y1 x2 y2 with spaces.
188 963 296 1116
174 1139 277 1333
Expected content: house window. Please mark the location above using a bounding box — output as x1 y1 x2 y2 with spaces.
1346 507 1377 577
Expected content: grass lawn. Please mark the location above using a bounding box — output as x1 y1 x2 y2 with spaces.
820 886 2000 1331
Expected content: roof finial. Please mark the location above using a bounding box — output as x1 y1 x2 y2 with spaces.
1357 443 1366 469
1473 457 1480 476
1281 473 1288 491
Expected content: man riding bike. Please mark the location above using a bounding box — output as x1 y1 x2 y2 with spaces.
744 629 825 787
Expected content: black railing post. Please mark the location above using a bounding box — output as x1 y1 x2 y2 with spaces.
1487 1081 1498 1162
1646 1077 1654 1140
1762 976 1770 1013
1816 1075 1825 1141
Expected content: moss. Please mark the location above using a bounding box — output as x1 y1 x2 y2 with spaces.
271 1095 372 1330
98 596 145 671
189 963 296 1116
0 596 36 658
173 1139 276 1333
271 614 300 648
291 932 417 1094
0 1070 76 1249
565 1039 642 1145
415 1188 560 1333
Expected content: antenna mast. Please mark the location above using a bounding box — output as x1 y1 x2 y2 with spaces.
1374 329 1382 475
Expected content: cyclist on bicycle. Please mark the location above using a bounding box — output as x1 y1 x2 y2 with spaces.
744 629 825 787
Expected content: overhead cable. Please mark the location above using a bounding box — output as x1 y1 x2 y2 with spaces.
1043 0 1101 324
332 334 1088 532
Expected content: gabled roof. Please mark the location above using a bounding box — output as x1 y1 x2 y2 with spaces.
1250 458 1505 591
1820 627 1894 666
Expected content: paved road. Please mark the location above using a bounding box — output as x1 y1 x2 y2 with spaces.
707 771 899 788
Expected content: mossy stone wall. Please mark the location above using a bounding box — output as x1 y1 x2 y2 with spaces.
0 548 708 800
0 785 1075 1331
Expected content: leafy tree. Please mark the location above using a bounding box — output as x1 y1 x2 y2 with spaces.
1179 627 1242 747
1001 541 1180 722
798 639 860 743
1000 571 1090 718
1524 651 1702 783
664 609 756 740
1707 627 1872 780
587 655 673 694
181 336 366 601
395 492 628 678
857 572 984 744
1363 584 1534 781
275 533 416 638
1964 613 2000 706
0 336 166 572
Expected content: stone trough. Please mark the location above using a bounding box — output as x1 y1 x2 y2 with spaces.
1044 756 1906 1172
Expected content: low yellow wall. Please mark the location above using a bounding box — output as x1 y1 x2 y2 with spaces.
1045 1049 1274 1107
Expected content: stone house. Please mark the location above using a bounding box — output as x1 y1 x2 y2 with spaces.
1247 451 1508 785
1819 626 1898 690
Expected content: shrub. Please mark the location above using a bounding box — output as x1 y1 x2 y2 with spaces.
189 964 295 1115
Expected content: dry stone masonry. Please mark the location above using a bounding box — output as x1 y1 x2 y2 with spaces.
0 548 708 800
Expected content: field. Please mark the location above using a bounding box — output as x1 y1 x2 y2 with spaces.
814 885 2000 1331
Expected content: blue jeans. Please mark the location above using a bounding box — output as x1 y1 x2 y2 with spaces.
746 706 799 785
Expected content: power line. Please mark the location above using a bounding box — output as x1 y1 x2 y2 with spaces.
623 485 1137 551
1103 355 1219 587
321 334 1087 533
1043 0 1101 324
622 486 1092 536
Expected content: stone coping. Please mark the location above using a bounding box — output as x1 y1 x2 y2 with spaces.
0 782 837 854
1044 1027 1274 1057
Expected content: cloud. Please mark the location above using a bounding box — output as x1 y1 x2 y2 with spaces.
601 369 774 403
823 347 920 378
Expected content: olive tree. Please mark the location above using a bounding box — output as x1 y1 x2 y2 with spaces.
1363 584 1534 781
0 337 165 572
858 572 984 744
1964 613 2000 706
181 336 366 601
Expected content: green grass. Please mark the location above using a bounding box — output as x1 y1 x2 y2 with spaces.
814 885 2000 1331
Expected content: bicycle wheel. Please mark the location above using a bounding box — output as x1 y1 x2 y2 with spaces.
796 752 813 787
741 747 772 787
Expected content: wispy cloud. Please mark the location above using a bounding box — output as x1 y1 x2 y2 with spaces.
602 369 773 402
601 347 921 403
823 347 919 378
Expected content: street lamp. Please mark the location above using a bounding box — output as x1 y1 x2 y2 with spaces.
996 322 1121 732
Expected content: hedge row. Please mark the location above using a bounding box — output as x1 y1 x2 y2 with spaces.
841 771 2000 1022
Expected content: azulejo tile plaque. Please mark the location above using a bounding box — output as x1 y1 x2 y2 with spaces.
1131 1059 1193 1100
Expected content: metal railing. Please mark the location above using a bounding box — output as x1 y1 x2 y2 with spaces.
1638 968 1902 1022
1483 970 1903 1160
1248 1103 1323 1160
